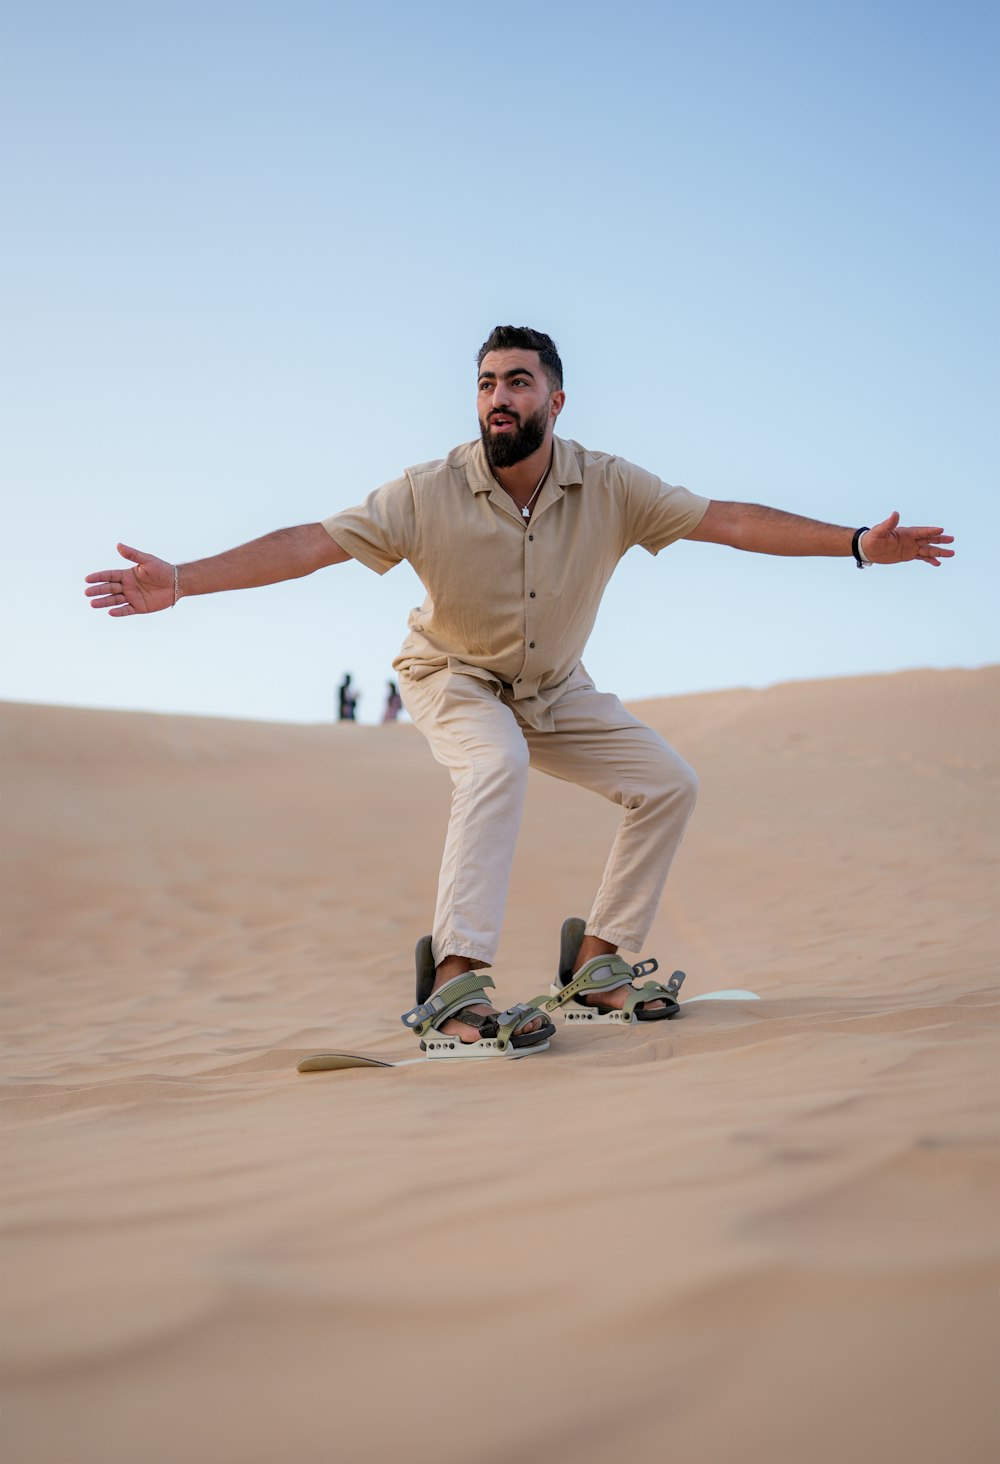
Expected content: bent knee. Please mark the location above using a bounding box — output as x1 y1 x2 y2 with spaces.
627 750 698 814
658 757 698 815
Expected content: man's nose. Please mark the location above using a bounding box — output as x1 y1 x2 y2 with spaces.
490 382 512 409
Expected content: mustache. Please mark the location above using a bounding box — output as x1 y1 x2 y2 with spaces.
488 409 522 426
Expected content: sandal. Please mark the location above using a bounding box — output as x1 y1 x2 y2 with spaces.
400 936 555 1058
536 916 685 1024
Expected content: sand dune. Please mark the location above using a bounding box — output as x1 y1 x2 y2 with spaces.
1 668 997 1464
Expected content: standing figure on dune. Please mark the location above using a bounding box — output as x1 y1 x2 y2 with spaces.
337 673 358 722
85 325 954 1060
382 680 402 724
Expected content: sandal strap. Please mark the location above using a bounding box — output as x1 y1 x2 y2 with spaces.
453 1008 493 1031
451 1001 530 1036
400 970 496 1035
563 955 635 997
621 980 675 1017
493 1002 546 1042
537 954 655 1013
406 994 549 1048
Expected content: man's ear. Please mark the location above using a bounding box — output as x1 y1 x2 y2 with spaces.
550 390 566 419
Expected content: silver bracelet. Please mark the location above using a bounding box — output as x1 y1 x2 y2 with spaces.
172 565 180 606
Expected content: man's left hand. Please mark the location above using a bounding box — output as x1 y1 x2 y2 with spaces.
863 513 955 567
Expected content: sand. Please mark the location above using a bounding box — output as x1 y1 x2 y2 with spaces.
1 667 997 1464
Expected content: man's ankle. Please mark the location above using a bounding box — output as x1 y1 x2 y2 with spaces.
433 954 486 990
572 935 618 974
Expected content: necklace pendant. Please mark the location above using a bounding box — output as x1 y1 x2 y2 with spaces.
522 506 530 519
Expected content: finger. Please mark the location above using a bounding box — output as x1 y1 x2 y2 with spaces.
89 592 129 608
85 571 126 584
108 603 136 617
116 543 148 565
871 510 901 535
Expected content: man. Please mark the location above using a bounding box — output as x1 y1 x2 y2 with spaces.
85 325 954 1058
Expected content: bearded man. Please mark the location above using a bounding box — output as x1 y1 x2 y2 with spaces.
86 325 954 1059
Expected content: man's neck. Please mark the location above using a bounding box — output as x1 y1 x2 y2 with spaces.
489 438 555 501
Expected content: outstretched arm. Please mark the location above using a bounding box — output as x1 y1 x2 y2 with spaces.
685 504 954 567
85 524 352 617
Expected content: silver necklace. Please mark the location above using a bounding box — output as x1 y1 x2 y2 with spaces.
514 465 549 520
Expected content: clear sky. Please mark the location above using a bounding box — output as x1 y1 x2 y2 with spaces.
4 0 997 723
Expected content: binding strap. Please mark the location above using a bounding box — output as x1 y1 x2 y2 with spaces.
541 954 660 1012
400 970 497 1035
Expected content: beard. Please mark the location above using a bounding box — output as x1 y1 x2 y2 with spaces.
480 399 550 468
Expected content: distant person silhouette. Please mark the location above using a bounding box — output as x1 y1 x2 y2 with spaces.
382 680 402 723
337 673 358 722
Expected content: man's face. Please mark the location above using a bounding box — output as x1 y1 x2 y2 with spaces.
477 349 564 469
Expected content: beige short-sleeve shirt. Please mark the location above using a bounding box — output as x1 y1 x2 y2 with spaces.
321 435 708 730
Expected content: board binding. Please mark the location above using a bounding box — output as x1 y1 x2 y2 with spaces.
296 988 759 1072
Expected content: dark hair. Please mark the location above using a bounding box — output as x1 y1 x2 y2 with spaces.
476 325 563 391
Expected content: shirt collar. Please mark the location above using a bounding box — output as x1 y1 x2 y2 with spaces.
466 435 582 494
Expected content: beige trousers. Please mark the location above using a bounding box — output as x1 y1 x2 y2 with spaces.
399 665 698 967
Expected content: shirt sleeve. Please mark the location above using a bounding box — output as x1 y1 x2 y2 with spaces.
616 458 710 554
320 473 417 575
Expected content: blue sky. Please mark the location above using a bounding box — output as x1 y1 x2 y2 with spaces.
4 0 996 722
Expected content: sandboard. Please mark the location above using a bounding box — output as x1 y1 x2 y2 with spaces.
684 989 759 1002
296 988 760 1073
297 1052 426 1072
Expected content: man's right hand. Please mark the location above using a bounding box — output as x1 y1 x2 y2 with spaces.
85 543 175 616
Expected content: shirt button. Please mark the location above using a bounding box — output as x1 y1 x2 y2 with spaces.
529 641 536 649
528 534 534 541
529 591 536 598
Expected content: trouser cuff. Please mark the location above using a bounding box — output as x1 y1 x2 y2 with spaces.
433 940 494 968
585 922 646 955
